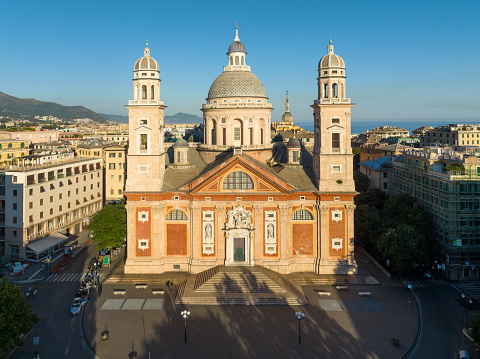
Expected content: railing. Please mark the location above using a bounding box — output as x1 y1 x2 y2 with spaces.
57 173 64 178
128 100 164 105
313 98 351 105
202 102 273 109
48 176 55 181
38 178 46 183
27 180 36 185
66 172 72 176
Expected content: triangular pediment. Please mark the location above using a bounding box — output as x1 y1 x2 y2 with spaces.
180 155 295 194
326 124 345 130
135 125 152 131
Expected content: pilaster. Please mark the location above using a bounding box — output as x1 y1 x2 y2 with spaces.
278 204 291 261
152 203 165 259
215 204 226 263
125 204 135 260
252 204 262 261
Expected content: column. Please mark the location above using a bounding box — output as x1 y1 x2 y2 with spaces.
318 204 329 260
189 203 201 263
252 204 262 261
346 203 356 262
125 204 135 260
278 204 291 262
215 204 225 262
152 203 165 259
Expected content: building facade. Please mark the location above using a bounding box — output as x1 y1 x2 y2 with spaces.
0 155 103 260
0 140 30 163
420 124 480 147
104 145 127 202
390 147 480 280
124 31 357 275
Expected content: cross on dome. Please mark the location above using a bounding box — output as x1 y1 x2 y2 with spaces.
144 40 150 57
235 23 240 41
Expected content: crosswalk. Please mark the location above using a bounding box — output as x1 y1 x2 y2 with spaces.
453 282 480 301
403 279 448 289
45 272 106 283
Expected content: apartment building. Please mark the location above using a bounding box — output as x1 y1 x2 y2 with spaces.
390 147 480 280
366 126 409 139
359 156 391 194
420 124 480 147
0 154 103 261
359 143 405 163
0 140 30 163
104 145 127 202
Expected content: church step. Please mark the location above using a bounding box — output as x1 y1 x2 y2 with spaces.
175 297 305 306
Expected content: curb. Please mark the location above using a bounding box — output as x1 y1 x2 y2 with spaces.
81 308 103 359
402 290 422 358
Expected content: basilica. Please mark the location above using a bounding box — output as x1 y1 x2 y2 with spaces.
124 28 357 275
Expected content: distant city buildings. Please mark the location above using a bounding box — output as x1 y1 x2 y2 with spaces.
420 124 480 147
366 126 409 139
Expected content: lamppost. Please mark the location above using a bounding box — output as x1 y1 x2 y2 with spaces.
295 311 305 343
181 310 190 342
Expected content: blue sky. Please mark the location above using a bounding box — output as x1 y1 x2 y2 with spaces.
1 0 479 124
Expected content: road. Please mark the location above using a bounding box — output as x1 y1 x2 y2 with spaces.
408 278 479 359
9 236 101 359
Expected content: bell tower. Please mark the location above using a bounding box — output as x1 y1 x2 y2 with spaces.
125 42 167 192
312 40 357 275
312 40 354 192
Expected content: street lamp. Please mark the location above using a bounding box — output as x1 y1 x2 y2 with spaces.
295 311 305 343
181 310 190 342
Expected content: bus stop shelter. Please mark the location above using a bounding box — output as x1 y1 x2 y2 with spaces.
25 232 70 262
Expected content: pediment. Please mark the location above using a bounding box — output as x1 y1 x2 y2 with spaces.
135 126 152 131
180 155 295 194
326 124 345 130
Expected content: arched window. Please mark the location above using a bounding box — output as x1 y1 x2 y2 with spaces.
324 83 329 98
223 171 254 189
241 57 245 65
142 85 147 99
151 85 155 100
8 143 12 150
0 144 2 150
166 209 188 220
235 56 239 65
21 142 25 149
292 209 313 220
341 83 345 98
332 83 338 98
176 151 184 163
230 56 233 65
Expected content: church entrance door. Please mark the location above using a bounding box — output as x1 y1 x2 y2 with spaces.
233 238 245 262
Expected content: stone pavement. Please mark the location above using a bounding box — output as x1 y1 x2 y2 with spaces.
83 252 418 359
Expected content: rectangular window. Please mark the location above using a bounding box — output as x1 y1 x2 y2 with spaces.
50 209 53 215
332 118 340 124
118 189 122 194
12 203 17 210
234 127 241 141
29 202 33 209
29 188 33 195
13 230 17 237
109 153 116 158
109 163 115 170
13 190 17 197
13 217 17 224
110 189 114 195
140 134 148 149
40 199 44 205
118 175 122 182
50 196 54 202
332 165 341 172
332 133 340 148
139 165 148 172
111 175 114 182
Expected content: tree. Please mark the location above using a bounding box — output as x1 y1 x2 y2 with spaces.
354 187 388 209
352 148 360 171
87 204 127 249
469 311 480 344
0 277 40 354
376 224 428 275
354 204 383 253
353 170 371 192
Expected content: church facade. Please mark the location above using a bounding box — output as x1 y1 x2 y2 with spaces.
124 29 357 275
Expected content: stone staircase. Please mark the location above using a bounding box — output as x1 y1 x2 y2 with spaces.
175 265 307 306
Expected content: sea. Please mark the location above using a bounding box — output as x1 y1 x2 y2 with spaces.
296 121 462 135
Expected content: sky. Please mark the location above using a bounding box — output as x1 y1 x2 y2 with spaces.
1 0 479 125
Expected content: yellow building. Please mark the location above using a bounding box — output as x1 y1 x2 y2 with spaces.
104 145 127 202
0 140 30 163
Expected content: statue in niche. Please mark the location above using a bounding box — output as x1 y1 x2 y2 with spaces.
204 223 213 243
266 223 274 242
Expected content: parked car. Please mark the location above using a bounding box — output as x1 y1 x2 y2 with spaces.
70 297 83 316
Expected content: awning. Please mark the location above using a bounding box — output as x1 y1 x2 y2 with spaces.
26 232 69 254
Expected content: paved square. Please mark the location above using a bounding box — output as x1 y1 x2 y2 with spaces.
340 300 363 311
100 299 124 310
122 299 145 310
361 300 385 312
143 298 165 310
318 299 343 311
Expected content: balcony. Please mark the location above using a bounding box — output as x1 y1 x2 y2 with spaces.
38 178 46 183
48 176 55 181
57 173 65 178
27 180 36 186
128 99 164 106
66 172 73 177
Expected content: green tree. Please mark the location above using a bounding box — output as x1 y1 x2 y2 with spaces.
354 187 388 209
354 204 383 253
353 170 371 192
469 311 480 344
376 224 428 275
352 148 360 171
0 277 40 354
87 204 127 249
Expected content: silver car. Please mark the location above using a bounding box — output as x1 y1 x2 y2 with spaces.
70 297 82 316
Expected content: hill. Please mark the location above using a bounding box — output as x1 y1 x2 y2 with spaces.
101 112 202 125
0 91 109 123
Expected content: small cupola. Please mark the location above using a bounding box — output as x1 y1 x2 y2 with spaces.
286 138 302 164
173 139 189 165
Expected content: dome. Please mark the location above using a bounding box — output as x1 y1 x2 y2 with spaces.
319 53 345 69
208 71 266 98
134 45 159 71
173 139 189 148
135 57 159 71
286 138 301 148
318 41 345 70
228 41 246 54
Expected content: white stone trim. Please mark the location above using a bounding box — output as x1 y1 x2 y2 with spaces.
138 238 149 251
332 238 343 251
332 209 343 222
138 211 149 223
